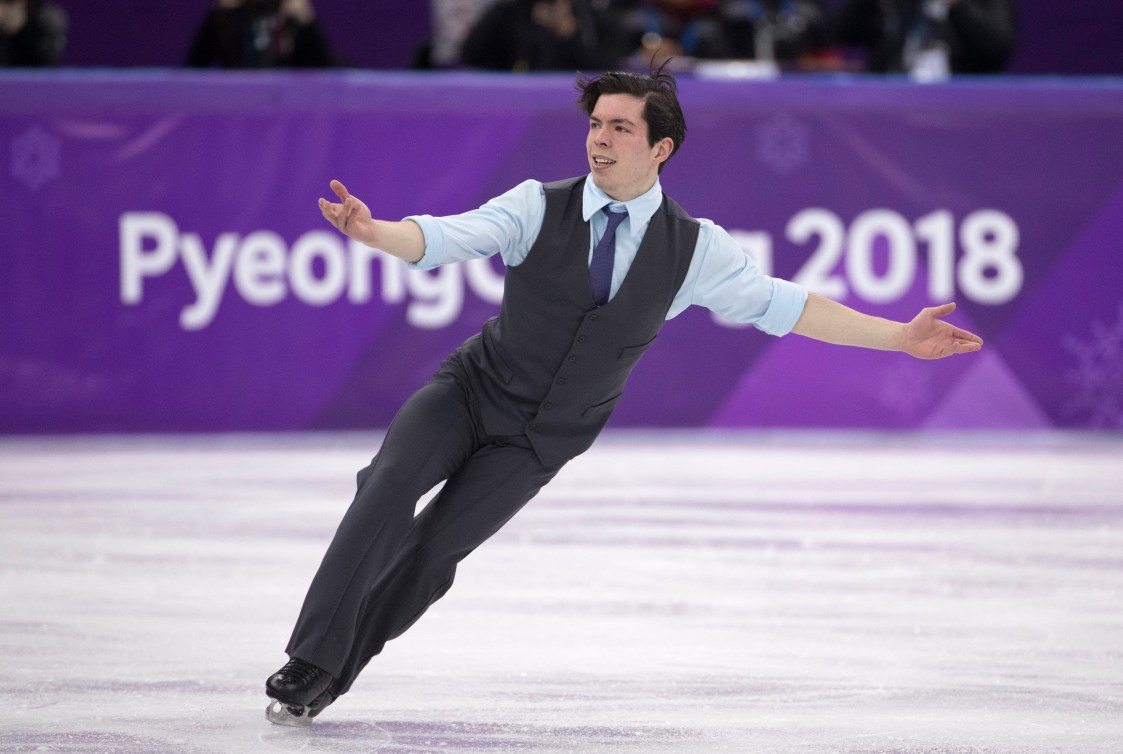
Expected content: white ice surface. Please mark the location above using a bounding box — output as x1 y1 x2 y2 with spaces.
1 430 1121 753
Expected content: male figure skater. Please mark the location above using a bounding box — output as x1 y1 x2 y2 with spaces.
264 66 983 725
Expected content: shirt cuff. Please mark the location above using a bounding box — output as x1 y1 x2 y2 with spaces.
755 278 808 336
402 214 443 270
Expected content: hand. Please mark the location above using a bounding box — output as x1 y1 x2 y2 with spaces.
901 302 983 359
318 180 377 246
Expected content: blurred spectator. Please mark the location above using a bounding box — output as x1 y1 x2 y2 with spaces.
616 0 829 67
617 0 741 63
460 0 623 72
421 0 494 68
722 0 831 66
832 0 1016 77
187 0 335 69
0 0 67 66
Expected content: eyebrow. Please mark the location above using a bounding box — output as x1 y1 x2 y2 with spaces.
591 117 637 126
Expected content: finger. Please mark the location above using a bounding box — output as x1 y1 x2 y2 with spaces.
954 328 984 345
321 197 343 224
928 302 956 318
330 179 350 201
341 196 359 229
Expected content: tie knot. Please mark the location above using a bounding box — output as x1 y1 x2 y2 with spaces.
603 206 628 230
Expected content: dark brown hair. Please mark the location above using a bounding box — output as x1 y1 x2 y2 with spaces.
575 63 686 173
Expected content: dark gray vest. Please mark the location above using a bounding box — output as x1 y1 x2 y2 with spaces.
454 176 699 466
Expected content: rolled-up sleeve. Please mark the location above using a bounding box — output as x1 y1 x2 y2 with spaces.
403 179 545 271
754 277 807 336
683 221 807 336
402 214 447 270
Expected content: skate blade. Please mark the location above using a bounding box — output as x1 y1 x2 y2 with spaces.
265 699 313 727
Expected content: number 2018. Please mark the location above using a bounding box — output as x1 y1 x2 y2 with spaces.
735 208 1023 306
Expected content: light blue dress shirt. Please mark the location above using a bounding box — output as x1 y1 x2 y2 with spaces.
405 176 807 336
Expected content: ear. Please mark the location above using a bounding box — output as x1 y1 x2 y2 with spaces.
652 137 674 166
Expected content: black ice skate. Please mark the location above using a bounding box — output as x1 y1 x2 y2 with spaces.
265 658 335 726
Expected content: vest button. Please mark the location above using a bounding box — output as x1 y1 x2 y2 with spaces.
527 422 538 431
577 335 587 343
589 313 599 320
568 355 577 363
556 377 566 385
543 402 553 410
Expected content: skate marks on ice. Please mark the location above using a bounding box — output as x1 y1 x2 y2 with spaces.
256 719 695 754
0 731 195 754
1 431 1122 753
257 718 391 752
317 669 1113 754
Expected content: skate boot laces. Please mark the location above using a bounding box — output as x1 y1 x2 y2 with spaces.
266 658 333 706
265 660 335 726
275 659 323 688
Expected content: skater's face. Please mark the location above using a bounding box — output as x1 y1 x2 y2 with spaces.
586 94 673 202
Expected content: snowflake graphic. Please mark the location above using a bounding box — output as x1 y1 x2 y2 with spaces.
878 360 934 421
756 113 810 175
1062 300 1123 428
11 125 62 191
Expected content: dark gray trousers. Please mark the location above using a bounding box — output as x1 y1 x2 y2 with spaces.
285 362 564 697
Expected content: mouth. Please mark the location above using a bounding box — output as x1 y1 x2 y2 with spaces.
591 155 615 168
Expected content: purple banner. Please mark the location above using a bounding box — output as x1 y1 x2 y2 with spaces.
2 71 1122 433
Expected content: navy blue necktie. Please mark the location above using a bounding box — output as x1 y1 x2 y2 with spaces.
590 206 627 306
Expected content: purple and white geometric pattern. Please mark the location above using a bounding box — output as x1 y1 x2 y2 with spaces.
1063 301 1123 428
755 112 810 175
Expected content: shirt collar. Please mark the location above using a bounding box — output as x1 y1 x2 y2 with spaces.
582 175 663 240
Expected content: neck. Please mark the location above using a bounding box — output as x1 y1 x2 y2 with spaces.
600 177 658 203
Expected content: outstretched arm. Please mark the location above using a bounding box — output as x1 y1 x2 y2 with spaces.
318 179 425 263
791 293 983 359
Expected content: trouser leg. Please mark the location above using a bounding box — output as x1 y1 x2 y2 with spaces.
329 438 562 696
285 372 479 676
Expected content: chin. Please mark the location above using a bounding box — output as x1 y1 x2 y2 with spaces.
589 172 613 193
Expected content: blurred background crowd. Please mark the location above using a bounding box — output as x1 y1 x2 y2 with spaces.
0 0 1118 77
